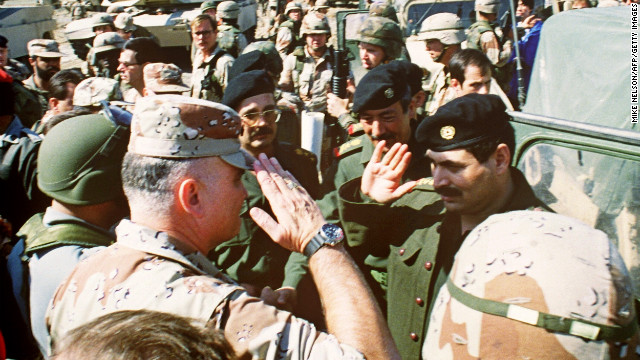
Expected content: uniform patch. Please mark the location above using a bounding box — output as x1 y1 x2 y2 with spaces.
337 138 362 157
415 177 434 186
384 88 394 99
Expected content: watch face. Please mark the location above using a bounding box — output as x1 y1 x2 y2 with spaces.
321 223 344 243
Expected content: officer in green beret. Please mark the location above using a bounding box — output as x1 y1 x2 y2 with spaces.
317 61 430 310
214 70 320 317
346 93 551 359
7 110 131 357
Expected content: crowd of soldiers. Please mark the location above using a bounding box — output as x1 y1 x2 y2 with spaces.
0 0 638 359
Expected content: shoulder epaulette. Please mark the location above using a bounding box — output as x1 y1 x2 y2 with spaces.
414 177 434 187
335 137 364 158
347 123 364 137
293 147 317 161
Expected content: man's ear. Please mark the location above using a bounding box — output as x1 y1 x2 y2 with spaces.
494 143 511 175
177 178 204 217
450 78 461 90
413 90 426 109
28 57 36 67
49 97 59 111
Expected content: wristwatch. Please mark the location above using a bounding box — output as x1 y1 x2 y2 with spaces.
303 223 345 257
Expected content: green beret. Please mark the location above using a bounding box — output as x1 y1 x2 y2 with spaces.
229 50 283 80
352 61 410 114
390 60 424 96
223 70 275 110
415 93 511 152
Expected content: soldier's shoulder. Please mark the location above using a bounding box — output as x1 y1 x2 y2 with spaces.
278 142 317 164
336 136 366 159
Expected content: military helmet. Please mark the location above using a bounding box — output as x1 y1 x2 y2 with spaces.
300 14 331 36
368 1 399 23
475 0 501 13
424 210 639 359
200 0 220 12
285 2 302 15
217 1 240 19
106 4 124 14
114 13 136 32
37 113 129 205
314 0 329 9
355 16 403 60
73 77 123 107
92 32 125 53
417 13 465 45
91 13 114 29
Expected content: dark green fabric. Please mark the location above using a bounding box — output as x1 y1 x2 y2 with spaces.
19 213 115 256
446 277 638 341
386 168 550 360
210 142 319 290
13 81 43 129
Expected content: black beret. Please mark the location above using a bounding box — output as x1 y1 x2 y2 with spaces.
352 61 410 114
415 93 511 152
392 60 424 96
229 50 283 81
0 35 7 48
223 70 275 110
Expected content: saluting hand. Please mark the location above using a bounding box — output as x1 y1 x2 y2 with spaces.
361 140 417 204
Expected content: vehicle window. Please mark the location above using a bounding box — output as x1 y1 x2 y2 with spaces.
405 2 475 35
518 143 640 298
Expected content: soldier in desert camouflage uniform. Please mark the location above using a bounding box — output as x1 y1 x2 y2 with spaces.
72 77 123 111
216 1 249 58
424 210 639 359
45 95 400 360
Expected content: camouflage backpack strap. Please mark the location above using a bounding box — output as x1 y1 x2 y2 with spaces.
466 20 495 50
19 213 114 257
446 277 638 341
201 49 228 101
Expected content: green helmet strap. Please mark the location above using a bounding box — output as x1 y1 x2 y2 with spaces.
446 277 638 341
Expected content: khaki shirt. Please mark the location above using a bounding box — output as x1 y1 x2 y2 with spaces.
46 220 364 360
191 47 235 102
279 46 334 113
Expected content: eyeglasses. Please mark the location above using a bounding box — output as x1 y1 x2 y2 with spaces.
241 109 281 126
193 30 214 37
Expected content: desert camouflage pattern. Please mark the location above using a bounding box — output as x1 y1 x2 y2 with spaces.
91 13 114 29
114 13 136 32
143 63 189 94
368 1 399 22
129 95 253 170
355 17 403 60
300 14 331 36
191 48 235 101
424 210 639 360
73 77 122 107
474 0 500 13
280 46 334 112
27 39 64 58
46 220 365 360
417 13 466 45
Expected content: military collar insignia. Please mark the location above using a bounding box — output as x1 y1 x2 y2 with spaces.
440 125 455 140
384 88 394 98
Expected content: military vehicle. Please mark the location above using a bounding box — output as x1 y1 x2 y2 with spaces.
63 0 257 64
509 6 640 306
0 3 57 59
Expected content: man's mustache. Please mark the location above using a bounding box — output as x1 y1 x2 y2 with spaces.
435 186 462 197
370 133 395 142
250 126 273 138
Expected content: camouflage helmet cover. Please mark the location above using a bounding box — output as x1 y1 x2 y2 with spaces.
73 77 123 107
285 2 302 15
200 0 220 12
91 13 114 29
300 14 331 36
355 16 403 60
37 114 129 205
417 12 465 45
217 1 240 19
368 1 399 22
314 0 329 9
424 210 639 359
475 0 501 13
129 95 253 169
92 32 125 54
114 13 136 32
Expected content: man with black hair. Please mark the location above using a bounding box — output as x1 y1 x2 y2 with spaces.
117 37 162 103
34 69 84 133
449 48 492 97
23 40 65 116
348 93 551 359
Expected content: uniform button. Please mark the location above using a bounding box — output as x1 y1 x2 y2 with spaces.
436 225 442 233
399 248 405 256
424 262 433 271
415 297 424 306
410 332 418 341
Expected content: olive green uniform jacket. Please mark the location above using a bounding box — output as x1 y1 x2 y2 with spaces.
22 76 50 119
209 142 319 291
385 168 550 359
318 133 431 310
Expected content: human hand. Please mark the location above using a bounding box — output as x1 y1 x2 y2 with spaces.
521 15 540 29
326 92 349 118
250 154 325 253
361 141 417 204
260 286 297 312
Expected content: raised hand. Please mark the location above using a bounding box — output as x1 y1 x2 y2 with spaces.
361 140 417 204
250 154 325 253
